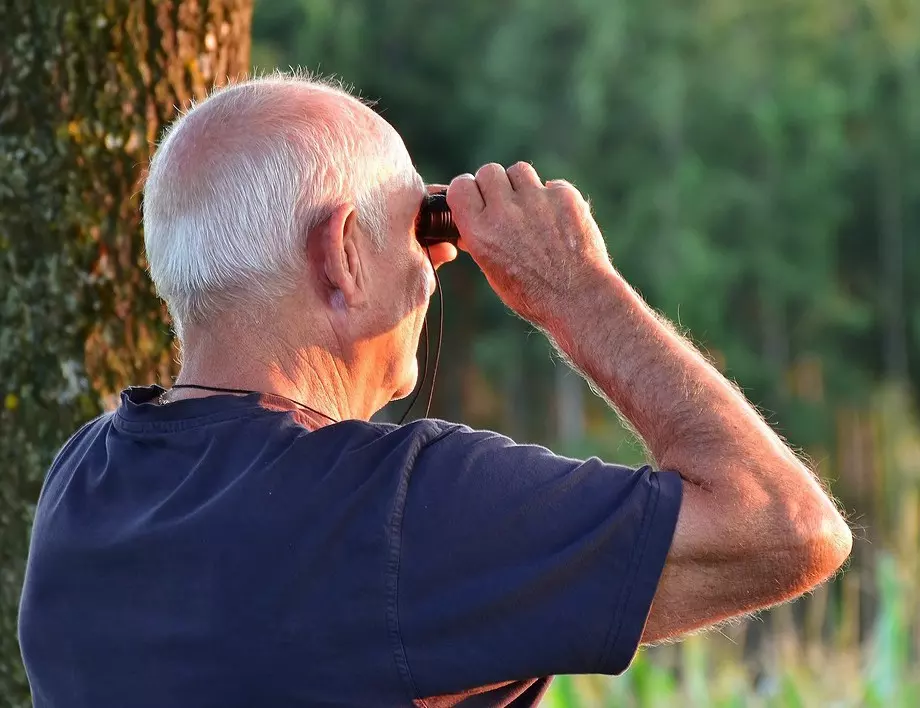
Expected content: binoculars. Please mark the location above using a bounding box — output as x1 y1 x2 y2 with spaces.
416 190 460 245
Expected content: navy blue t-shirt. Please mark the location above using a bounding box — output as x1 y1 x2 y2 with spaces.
19 385 682 707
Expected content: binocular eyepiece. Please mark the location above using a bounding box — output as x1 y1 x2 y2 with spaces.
416 191 460 246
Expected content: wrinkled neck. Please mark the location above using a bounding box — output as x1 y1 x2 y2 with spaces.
172 325 388 422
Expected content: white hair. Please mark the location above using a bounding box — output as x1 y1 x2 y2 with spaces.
142 73 419 339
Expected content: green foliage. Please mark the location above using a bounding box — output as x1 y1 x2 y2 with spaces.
2 0 918 703
253 0 920 445
250 0 920 703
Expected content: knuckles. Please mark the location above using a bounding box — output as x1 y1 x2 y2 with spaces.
475 162 506 180
506 161 536 180
549 184 583 213
466 163 592 242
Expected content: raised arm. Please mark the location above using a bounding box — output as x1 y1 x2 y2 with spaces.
446 162 852 643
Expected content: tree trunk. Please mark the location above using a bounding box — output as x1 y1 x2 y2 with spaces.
0 1 251 703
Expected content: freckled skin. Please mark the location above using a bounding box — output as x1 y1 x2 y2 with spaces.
446 162 853 641
166 80 851 642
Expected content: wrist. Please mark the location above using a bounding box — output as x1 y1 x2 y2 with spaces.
540 265 659 395
541 264 634 337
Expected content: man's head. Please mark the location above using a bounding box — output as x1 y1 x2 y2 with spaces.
143 74 455 413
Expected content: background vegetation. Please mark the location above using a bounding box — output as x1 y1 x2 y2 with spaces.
3 0 920 705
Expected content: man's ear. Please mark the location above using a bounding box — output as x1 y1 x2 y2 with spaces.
309 203 366 309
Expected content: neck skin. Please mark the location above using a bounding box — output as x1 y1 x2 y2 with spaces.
169 314 398 426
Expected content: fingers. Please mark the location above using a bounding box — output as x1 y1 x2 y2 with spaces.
426 183 449 195
448 164 582 235
475 163 513 203
447 173 485 218
545 178 587 211
425 241 458 268
452 163 544 209
506 161 542 191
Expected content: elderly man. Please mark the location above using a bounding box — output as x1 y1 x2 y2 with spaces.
19 75 851 707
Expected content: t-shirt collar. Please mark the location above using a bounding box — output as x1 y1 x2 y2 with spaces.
116 385 297 426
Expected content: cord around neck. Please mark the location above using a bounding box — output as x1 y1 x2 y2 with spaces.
163 247 443 427
165 383 338 424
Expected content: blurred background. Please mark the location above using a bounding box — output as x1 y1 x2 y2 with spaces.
2 0 919 706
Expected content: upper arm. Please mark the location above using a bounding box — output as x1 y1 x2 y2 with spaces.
641 478 847 645
641 482 749 643
396 425 682 698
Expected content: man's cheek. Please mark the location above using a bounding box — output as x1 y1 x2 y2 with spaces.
414 261 434 302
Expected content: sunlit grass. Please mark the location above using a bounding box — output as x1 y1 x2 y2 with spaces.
545 554 916 706
545 387 920 707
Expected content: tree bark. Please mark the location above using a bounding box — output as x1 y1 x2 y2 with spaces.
0 1 251 703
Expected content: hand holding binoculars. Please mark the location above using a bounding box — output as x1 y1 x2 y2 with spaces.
416 190 459 246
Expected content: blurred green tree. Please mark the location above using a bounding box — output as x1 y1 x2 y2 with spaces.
251 0 920 450
249 1 920 674
0 1 252 703
1 0 918 701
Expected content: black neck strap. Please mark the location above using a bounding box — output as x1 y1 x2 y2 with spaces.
166 383 338 425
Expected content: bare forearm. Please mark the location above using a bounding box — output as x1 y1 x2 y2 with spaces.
547 267 783 481
544 266 850 564
447 162 850 639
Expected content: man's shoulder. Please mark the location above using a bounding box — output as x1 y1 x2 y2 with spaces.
54 411 115 466
367 417 466 440
37 411 115 500
360 419 534 475
346 417 470 456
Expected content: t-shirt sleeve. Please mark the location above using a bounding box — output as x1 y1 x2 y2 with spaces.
395 423 683 698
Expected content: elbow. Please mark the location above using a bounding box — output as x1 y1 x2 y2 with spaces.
811 509 853 578
787 505 853 593
757 458 854 593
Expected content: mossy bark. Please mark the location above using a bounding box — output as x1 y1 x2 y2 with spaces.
0 2 252 702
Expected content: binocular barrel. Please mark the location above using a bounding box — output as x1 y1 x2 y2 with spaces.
416 192 459 245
